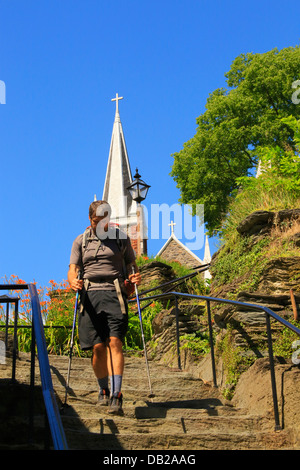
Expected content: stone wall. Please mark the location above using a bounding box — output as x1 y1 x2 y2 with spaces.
210 209 300 354
159 239 202 270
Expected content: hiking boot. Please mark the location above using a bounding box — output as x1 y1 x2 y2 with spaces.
97 388 110 406
108 392 124 415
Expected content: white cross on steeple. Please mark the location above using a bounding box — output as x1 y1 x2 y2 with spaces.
111 93 123 114
168 220 176 234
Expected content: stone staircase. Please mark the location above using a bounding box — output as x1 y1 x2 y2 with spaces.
0 352 296 450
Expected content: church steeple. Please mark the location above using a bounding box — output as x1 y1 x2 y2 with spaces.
102 94 137 228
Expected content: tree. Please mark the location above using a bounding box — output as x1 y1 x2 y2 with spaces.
170 46 300 235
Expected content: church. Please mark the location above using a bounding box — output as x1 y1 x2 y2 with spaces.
98 94 211 279
156 221 212 281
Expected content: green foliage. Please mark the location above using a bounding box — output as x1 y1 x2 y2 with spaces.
220 115 300 243
211 236 270 292
180 331 211 357
216 327 255 399
170 45 300 234
44 281 83 356
136 254 193 278
273 320 300 359
282 115 300 148
136 254 207 296
235 116 300 203
125 299 162 351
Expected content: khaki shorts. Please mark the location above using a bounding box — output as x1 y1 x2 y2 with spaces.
78 290 128 350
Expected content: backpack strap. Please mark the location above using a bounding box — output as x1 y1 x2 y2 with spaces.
115 228 128 279
81 226 127 265
82 226 102 258
115 228 127 255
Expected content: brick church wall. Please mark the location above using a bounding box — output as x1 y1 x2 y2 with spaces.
128 224 147 256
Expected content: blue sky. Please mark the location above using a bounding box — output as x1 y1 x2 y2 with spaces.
0 0 299 289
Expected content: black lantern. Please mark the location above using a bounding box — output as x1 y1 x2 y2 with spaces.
127 168 150 203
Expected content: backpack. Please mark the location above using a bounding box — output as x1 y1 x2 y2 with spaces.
81 225 126 259
81 225 134 296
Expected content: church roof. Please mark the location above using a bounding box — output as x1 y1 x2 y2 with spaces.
102 94 137 224
156 223 212 278
156 230 204 268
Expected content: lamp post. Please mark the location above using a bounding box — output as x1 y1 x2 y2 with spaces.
127 168 150 257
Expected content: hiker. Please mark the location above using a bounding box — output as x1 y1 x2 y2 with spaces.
68 200 141 415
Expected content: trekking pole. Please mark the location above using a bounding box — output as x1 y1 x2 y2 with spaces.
61 270 82 411
132 266 155 398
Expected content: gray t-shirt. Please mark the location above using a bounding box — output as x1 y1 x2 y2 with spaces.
69 228 136 290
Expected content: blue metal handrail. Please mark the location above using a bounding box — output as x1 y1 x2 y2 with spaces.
0 283 68 450
130 290 300 431
3 280 300 435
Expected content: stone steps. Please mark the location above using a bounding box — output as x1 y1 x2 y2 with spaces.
48 354 293 450
63 425 292 451
59 412 264 435
0 352 295 450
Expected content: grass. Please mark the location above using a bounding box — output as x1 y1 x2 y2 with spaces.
215 326 255 400
221 178 300 243
209 147 300 395
212 214 300 295
211 168 300 295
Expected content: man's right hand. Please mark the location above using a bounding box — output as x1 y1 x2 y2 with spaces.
70 277 83 292
68 264 83 291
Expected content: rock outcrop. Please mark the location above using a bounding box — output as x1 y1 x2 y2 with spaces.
148 302 206 370
236 208 300 237
138 261 176 293
257 257 300 295
210 209 300 332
